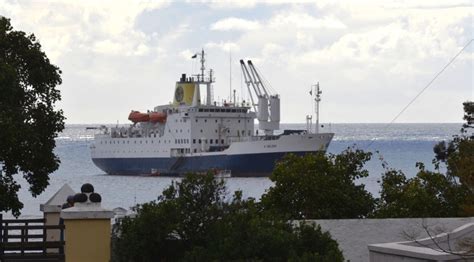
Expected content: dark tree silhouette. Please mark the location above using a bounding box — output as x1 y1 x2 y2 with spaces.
0 17 65 216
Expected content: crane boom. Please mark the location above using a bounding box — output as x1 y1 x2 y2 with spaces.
239 60 258 112
247 60 269 97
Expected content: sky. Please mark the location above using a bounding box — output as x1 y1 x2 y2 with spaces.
1 0 473 124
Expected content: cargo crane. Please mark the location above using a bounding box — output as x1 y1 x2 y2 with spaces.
240 60 280 135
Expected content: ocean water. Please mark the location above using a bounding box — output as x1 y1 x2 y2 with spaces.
6 123 463 218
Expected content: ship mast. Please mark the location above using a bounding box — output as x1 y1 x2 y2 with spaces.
200 49 205 82
193 49 214 105
314 82 322 134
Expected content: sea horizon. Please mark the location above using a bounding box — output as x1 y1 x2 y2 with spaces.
4 123 465 218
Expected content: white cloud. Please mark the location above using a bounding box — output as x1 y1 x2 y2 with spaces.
200 0 257 9
1 1 471 123
0 0 169 61
180 49 195 60
269 12 347 29
205 41 240 52
210 17 261 31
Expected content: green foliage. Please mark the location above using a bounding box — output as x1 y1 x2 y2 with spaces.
0 17 64 216
112 173 344 262
261 149 375 219
374 166 469 218
376 101 473 217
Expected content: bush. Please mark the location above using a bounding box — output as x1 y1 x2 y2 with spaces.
374 166 469 218
261 149 375 219
112 174 343 262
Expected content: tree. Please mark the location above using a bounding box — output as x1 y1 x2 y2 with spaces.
112 173 344 261
261 149 375 219
374 165 468 218
0 17 65 216
375 101 473 217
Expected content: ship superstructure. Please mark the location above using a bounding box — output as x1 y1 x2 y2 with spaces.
90 50 334 176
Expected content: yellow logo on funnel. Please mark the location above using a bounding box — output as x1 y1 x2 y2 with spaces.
173 83 196 106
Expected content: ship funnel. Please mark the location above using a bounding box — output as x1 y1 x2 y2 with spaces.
173 79 200 106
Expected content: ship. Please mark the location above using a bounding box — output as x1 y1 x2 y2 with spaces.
90 50 334 177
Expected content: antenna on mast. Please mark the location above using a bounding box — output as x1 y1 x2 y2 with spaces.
229 48 232 103
314 82 322 134
200 49 205 82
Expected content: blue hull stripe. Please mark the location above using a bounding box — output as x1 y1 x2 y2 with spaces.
92 151 314 177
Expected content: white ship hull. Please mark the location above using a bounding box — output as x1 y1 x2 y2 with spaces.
91 133 334 177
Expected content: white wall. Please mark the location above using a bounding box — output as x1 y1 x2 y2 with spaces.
303 218 474 262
